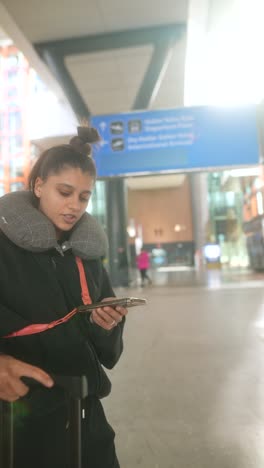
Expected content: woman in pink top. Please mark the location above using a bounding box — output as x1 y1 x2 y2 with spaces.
136 249 152 286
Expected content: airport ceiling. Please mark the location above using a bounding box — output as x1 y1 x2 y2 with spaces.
0 0 190 189
0 0 188 116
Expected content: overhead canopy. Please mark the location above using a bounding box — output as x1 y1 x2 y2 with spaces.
0 0 188 117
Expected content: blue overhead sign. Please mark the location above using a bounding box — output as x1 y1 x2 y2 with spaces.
91 105 260 177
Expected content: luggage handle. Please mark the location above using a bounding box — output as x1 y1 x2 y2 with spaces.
21 375 89 399
21 374 87 468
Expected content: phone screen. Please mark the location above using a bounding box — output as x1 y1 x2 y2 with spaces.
78 297 146 312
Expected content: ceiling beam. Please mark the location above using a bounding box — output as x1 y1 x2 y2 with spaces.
35 24 185 56
39 50 89 119
34 23 186 118
132 35 177 110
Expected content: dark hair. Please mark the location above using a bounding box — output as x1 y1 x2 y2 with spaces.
28 126 100 192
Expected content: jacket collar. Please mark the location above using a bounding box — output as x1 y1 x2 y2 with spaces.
0 191 108 259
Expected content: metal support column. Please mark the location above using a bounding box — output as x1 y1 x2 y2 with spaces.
106 178 129 287
190 172 209 269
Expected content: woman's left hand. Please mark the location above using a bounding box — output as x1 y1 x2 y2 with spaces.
90 297 128 330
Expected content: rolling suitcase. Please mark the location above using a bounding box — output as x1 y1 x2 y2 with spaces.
0 398 13 468
0 375 89 468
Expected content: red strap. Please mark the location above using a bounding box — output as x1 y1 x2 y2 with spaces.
4 256 91 338
75 256 91 305
4 308 78 338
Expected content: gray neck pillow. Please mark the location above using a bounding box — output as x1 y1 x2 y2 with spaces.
0 191 108 259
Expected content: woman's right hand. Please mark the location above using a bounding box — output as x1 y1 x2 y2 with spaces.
0 354 54 402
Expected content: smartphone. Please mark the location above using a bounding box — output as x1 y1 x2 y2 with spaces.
77 297 146 313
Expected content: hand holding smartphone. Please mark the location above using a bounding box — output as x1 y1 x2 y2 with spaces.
77 297 146 313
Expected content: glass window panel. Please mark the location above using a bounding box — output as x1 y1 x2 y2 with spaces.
9 135 23 154
7 55 19 68
9 157 24 178
7 70 18 86
0 113 5 131
8 111 22 132
10 181 25 192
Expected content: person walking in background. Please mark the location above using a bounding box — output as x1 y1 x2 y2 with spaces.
137 248 152 287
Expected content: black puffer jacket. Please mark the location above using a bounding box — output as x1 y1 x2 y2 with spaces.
0 192 125 408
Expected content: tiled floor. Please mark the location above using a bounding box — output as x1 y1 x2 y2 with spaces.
104 270 264 467
129 266 264 289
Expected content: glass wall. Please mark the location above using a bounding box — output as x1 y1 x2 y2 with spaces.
0 44 31 193
241 167 264 270
87 180 107 229
207 172 249 268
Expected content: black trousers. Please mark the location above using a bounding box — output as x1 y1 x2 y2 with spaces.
139 269 150 284
13 396 120 468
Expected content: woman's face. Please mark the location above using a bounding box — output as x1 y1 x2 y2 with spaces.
34 166 94 239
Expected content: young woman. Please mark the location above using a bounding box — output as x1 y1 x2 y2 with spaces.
0 127 127 468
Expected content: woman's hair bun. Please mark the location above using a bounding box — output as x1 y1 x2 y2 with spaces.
69 126 101 156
